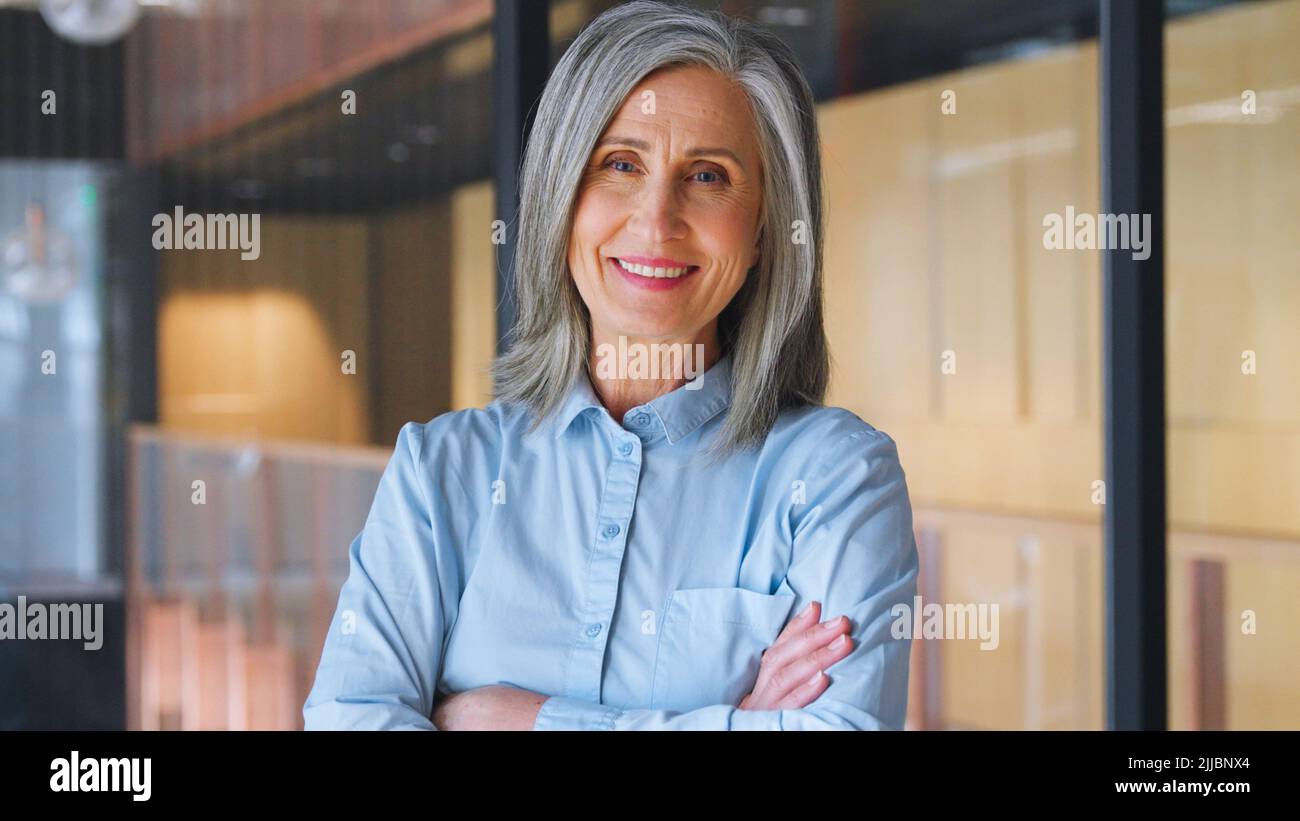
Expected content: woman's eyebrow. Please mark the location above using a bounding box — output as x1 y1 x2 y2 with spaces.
596 135 650 150
595 135 747 170
685 146 746 170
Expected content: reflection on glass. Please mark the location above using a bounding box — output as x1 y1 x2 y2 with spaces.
1165 0 1300 730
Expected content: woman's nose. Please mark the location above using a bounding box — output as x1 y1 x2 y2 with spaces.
628 178 686 243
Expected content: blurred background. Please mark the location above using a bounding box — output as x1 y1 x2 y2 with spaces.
0 0 1295 730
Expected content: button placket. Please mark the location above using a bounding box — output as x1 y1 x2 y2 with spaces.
560 427 643 704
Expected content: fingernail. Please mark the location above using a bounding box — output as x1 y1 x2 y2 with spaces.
807 670 822 686
822 615 842 629
830 634 846 649
799 602 814 619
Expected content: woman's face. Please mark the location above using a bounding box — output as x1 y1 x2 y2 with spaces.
568 64 763 347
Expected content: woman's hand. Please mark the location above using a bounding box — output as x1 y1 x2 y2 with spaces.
433 601 851 725
738 601 853 710
431 684 548 730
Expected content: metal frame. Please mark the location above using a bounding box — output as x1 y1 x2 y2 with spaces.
1100 0 1167 731
492 0 551 354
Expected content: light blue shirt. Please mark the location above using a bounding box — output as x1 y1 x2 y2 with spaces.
303 352 919 730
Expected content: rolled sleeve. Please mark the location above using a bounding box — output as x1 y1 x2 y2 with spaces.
532 696 622 730
303 422 456 730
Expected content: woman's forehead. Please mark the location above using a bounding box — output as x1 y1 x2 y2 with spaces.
604 69 758 150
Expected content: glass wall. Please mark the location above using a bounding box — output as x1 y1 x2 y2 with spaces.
817 15 1105 732
1 0 506 729
125 0 501 729
1164 0 1300 730
133 0 499 446
551 0 1298 729
0 162 115 587
6 0 1295 732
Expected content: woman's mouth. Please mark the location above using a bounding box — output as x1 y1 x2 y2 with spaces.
607 257 701 290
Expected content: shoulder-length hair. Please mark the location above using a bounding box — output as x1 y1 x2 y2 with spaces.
491 0 828 456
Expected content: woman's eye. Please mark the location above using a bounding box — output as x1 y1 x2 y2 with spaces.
608 159 637 173
692 169 726 184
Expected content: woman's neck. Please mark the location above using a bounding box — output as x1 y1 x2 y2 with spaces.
587 327 721 423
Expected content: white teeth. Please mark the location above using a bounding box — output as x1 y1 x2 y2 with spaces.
615 258 691 278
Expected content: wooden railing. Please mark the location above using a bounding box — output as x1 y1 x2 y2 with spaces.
126 424 389 730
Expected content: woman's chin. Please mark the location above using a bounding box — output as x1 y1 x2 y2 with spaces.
597 321 692 343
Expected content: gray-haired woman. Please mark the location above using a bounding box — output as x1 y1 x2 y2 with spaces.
304 0 919 731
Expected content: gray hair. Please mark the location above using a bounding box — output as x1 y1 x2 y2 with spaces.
491 0 828 456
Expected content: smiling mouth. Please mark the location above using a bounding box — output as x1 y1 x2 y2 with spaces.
610 257 700 280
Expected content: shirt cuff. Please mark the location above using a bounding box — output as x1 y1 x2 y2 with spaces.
532 696 622 730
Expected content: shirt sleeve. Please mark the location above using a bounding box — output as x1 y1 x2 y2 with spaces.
303 421 455 730
532 427 919 731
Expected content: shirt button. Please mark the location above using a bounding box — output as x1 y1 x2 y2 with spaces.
602 523 620 539
634 412 651 427
586 623 602 638
619 441 634 456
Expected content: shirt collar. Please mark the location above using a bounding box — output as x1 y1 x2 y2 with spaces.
551 351 733 445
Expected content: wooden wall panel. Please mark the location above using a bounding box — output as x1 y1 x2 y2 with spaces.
820 44 1103 520
821 3 1298 537
1018 46 1101 425
1025 534 1104 729
126 0 493 162
371 202 454 444
933 62 1021 424
820 86 932 422
1166 1 1300 538
938 531 1024 729
1225 560 1300 728
820 0 1299 728
158 217 371 444
450 180 497 410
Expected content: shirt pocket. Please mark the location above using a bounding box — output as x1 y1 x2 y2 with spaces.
650 586 797 711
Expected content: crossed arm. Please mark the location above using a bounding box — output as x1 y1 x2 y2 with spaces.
434 598 863 730
303 424 919 731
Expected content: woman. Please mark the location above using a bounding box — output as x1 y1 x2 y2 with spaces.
304 0 919 731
